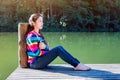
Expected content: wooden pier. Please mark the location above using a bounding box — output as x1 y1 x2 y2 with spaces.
7 64 120 80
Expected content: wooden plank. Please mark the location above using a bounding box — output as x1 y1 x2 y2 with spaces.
7 64 120 80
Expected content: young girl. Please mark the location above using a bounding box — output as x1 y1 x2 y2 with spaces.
26 13 91 71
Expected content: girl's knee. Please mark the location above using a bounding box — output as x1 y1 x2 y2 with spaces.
56 46 64 52
57 45 63 49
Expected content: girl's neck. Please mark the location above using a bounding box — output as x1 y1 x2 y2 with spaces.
33 28 40 35
33 28 39 33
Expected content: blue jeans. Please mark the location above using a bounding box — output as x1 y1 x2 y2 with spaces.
30 46 80 69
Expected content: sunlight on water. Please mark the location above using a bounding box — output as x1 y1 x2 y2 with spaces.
59 34 67 41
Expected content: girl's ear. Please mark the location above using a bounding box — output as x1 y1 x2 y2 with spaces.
32 21 36 26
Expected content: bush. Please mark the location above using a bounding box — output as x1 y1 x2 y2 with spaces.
0 0 120 32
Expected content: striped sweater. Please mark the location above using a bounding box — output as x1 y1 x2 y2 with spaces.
26 31 49 63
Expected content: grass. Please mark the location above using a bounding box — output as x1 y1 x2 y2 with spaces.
0 32 120 80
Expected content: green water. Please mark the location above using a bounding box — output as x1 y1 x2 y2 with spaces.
0 32 120 80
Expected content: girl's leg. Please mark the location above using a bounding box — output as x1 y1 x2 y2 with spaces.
53 46 80 67
30 46 91 70
30 46 80 69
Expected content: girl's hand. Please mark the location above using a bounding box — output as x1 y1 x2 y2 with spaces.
39 42 46 49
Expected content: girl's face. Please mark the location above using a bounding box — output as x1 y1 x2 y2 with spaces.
33 16 43 30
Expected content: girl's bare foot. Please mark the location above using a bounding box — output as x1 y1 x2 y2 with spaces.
74 63 91 71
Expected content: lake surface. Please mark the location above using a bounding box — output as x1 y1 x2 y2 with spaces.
0 32 120 80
